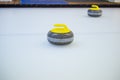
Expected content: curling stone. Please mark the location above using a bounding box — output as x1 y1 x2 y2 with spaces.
88 5 102 17
47 24 74 45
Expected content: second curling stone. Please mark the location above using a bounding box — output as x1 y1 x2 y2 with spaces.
88 5 102 17
47 24 74 45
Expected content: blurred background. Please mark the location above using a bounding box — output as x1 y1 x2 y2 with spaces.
0 0 120 5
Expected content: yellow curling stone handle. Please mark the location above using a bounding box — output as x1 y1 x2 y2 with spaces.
51 24 71 33
89 5 100 10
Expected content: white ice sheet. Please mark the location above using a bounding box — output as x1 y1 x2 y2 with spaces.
0 8 120 80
